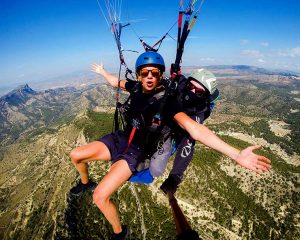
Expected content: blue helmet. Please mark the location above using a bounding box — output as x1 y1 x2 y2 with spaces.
135 51 165 73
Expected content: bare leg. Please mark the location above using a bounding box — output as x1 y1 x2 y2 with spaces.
70 141 111 183
93 160 132 234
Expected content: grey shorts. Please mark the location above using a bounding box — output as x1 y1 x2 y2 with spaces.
99 130 144 173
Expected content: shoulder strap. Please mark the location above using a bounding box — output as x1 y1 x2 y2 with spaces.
148 88 165 105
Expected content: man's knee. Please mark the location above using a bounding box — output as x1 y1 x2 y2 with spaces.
70 148 81 163
93 188 109 210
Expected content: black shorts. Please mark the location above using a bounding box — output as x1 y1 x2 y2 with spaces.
99 130 144 173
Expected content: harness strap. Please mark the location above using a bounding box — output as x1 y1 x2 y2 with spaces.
124 126 137 153
154 2 200 126
122 87 166 153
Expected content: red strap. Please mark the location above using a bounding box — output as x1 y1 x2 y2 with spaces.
128 127 136 146
124 127 137 153
178 12 183 28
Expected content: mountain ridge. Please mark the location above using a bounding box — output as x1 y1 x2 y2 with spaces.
0 83 119 146
183 64 300 77
0 84 37 106
0 67 299 239
1 110 298 239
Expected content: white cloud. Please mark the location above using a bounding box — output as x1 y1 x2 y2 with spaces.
188 36 202 39
278 46 300 57
241 49 264 58
199 57 215 62
240 39 249 45
163 36 175 41
17 74 25 78
260 42 269 47
258 58 266 63
16 65 25 69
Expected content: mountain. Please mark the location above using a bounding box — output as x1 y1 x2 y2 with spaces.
0 67 299 239
0 84 37 106
183 65 300 77
208 65 299 76
0 70 107 98
0 83 123 146
29 70 106 91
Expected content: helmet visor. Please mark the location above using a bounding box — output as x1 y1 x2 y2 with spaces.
187 80 207 97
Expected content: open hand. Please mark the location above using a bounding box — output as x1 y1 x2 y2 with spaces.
235 145 271 174
91 63 105 75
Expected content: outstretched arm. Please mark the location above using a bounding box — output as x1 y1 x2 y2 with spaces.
91 63 126 89
174 112 271 174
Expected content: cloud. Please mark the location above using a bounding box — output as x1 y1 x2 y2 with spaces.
278 46 300 57
241 49 264 58
258 58 266 63
199 57 215 62
164 36 176 41
16 65 25 69
240 39 249 45
17 74 25 78
260 42 269 47
187 36 202 39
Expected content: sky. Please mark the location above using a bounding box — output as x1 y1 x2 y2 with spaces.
1 0 300 88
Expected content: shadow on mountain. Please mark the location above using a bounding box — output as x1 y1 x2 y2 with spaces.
56 191 111 240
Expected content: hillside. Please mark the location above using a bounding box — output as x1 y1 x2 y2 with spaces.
0 66 299 239
0 83 121 146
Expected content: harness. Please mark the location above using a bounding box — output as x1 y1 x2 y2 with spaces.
117 82 167 153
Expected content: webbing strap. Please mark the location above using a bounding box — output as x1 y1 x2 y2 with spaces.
177 11 183 49
154 0 201 128
123 127 137 154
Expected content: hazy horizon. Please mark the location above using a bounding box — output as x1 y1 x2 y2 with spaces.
1 63 299 98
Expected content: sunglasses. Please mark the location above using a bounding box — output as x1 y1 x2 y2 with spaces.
187 81 207 96
140 68 161 78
